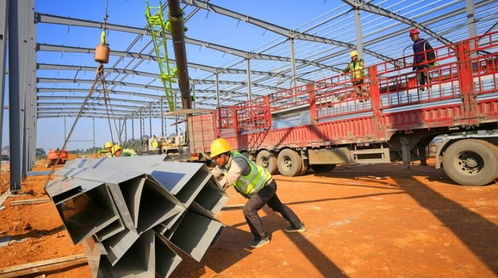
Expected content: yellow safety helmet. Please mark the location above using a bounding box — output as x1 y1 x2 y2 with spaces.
111 145 122 154
350 50 358 58
104 142 113 148
210 138 232 158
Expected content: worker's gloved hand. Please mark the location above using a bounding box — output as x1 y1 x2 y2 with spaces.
211 167 224 181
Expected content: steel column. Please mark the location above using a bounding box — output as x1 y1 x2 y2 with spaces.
92 117 96 152
131 113 135 140
289 38 297 88
246 58 252 100
124 116 127 142
192 83 196 109
160 98 164 137
354 7 363 58
26 0 36 170
215 73 220 107
8 0 24 191
149 103 152 137
465 0 477 38
139 108 143 139
0 0 8 175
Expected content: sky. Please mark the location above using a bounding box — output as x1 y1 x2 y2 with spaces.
22 0 345 152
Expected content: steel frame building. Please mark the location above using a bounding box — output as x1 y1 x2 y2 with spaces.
0 0 496 190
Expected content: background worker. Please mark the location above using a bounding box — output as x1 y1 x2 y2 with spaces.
111 145 137 157
340 50 369 101
103 142 114 157
410 28 435 91
210 138 305 249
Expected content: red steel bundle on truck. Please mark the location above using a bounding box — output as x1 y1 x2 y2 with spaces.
188 31 498 186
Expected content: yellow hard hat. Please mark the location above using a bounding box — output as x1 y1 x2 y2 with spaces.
151 140 159 148
350 50 358 57
210 138 232 158
104 142 113 148
111 145 122 154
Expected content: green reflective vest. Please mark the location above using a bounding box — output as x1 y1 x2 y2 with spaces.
347 59 365 80
231 152 272 196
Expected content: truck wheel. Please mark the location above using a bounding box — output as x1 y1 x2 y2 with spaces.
277 149 303 177
311 164 336 173
443 139 498 186
256 150 277 174
300 159 309 175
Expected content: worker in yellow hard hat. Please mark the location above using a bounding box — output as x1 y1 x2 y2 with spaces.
111 144 137 157
210 138 305 249
340 50 369 101
111 145 122 157
102 142 114 157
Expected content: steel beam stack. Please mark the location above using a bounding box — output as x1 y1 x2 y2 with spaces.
46 155 228 278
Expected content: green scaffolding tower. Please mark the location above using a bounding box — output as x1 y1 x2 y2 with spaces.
145 2 177 111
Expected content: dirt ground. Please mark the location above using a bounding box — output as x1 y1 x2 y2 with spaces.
0 159 497 278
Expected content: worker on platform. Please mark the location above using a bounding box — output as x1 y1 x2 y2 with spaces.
340 50 369 101
410 28 435 91
111 145 137 157
210 138 305 249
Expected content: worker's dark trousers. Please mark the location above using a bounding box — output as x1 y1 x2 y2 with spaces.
243 180 303 240
415 65 430 88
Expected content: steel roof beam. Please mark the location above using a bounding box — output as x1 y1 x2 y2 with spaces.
37 63 285 90
36 43 312 83
37 87 242 104
35 13 333 70
37 95 151 105
358 0 495 48
38 101 140 109
37 87 162 99
36 77 257 98
180 0 396 63
342 0 452 46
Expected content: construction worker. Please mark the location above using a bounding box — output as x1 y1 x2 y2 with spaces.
103 142 114 157
111 145 137 157
410 28 435 91
210 138 305 249
340 50 369 101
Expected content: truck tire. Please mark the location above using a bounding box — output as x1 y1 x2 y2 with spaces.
277 149 303 177
256 150 277 174
300 159 309 175
311 164 336 173
443 139 498 186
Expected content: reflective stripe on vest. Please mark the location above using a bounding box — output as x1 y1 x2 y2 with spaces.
348 60 364 80
232 152 272 196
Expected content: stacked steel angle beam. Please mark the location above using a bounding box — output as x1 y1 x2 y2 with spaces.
45 155 229 278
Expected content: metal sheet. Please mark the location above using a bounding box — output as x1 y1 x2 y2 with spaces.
193 175 229 215
154 232 183 278
45 177 121 245
169 209 224 262
103 230 156 278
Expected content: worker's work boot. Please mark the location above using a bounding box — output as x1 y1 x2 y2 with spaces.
284 223 306 233
248 236 270 249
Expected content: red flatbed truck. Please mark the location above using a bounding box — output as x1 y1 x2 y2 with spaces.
188 31 498 186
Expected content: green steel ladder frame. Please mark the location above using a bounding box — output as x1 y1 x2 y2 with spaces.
145 2 178 111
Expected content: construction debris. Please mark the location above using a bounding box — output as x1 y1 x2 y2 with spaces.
45 155 228 278
0 254 87 278
10 198 51 205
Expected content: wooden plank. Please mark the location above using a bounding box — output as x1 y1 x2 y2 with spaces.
10 198 51 205
0 254 87 278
